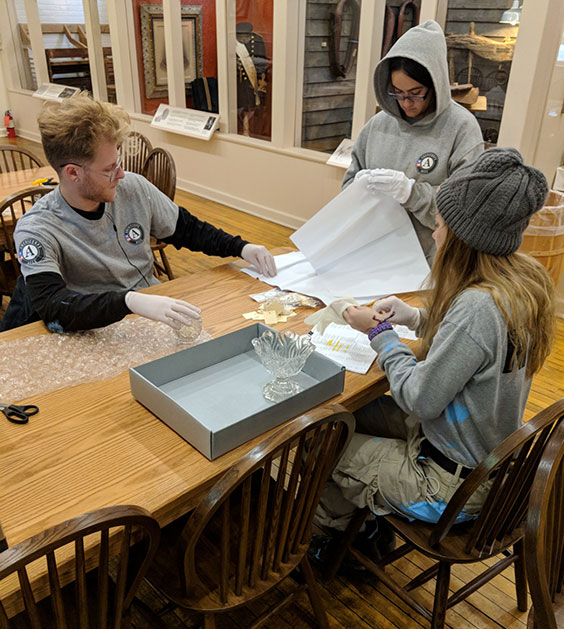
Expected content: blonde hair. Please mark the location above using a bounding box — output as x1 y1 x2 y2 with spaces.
38 92 130 171
420 227 555 378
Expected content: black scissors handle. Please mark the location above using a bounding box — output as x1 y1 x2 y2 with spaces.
1 404 39 424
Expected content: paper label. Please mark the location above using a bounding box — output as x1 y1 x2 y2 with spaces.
150 104 219 141
33 83 81 101
326 138 354 169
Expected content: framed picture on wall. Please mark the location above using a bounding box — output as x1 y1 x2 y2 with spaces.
140 4 203 99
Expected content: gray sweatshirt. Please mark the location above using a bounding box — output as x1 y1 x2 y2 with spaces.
343 20 484 261
370 289 530 467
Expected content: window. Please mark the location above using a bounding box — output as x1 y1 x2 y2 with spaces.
445 1 524 145
133 0 217 116
233 0 273 140
299 0 361 153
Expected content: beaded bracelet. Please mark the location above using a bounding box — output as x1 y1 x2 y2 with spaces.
367 321 393 341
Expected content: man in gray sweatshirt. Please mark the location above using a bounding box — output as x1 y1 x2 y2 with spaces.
344 20 484 262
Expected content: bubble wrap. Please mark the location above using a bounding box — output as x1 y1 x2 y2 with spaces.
0 318 212 403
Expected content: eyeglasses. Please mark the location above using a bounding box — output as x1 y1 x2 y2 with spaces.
387 88 429 102
61 155 123 183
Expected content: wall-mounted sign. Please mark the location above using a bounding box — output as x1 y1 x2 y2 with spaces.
33 83 81 101
150 104 219 141
326 138 354 169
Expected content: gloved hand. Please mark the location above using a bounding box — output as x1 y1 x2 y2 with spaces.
125 292 201 330
241 244 277 277
365 168 415 204
372 295 420 330
354 169 371 182
305 296 358 335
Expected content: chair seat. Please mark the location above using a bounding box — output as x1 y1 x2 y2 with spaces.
385 514 525 563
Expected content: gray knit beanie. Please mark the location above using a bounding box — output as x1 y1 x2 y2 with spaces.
436 147 548 256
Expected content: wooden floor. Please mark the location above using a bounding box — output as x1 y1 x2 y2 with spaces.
2 137 564 628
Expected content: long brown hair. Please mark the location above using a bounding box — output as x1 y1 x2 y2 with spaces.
420 226 555 378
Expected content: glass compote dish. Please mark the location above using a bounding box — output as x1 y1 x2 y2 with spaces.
252 330 315 402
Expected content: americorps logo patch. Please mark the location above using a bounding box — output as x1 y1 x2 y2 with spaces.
124 223 144 244
18 238 45 264
416 152 438 174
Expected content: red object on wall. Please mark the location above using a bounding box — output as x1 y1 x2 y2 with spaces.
133 0 218 115
236 0 273 140
4 110 15 138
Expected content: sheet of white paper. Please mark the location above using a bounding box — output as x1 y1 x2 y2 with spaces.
310 323 377 374
242 249 426 305
291 178 416 272
242 178 430 305
242 252 367 305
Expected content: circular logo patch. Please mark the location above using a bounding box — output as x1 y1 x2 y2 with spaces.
18 238 45 264
416 152 438 174
124 223 144 244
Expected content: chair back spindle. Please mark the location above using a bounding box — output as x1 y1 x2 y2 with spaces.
0 505 160 627
178 405 354 610
526 419 564 628
429 399 564 554
121 131 152 175
142 147 176 201
0 147 43 174
0 186 54 297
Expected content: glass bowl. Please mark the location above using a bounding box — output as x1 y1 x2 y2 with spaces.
175 318 203 344
252 330 315 402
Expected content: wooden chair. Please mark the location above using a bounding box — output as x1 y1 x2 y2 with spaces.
0 146 43 174
0 504 160 627
141 147 176 201
142 147 177 281
325 397 564 629
0 186 54 298
145 404 355 628
121 131 152 175
525 415 564 628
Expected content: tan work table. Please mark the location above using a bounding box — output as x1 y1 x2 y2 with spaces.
0 256 413 615
0 166 57 200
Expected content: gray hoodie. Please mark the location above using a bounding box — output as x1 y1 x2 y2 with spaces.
371 289 530 467
343 20 484 261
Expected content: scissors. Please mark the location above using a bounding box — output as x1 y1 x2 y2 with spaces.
0 403 39 425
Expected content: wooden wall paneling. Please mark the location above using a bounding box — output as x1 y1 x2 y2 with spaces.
301 0 356 153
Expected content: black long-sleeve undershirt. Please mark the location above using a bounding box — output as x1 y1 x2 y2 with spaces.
23 206 249 332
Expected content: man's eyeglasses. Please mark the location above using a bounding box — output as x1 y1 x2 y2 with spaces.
387 88 429 102
60 155 123 183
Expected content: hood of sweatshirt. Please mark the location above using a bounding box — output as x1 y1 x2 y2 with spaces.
373 20 450 126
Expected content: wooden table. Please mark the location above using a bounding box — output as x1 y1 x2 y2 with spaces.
0 260 396 615
0 166 57 199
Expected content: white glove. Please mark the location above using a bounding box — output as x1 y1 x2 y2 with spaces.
125 292 201 330
365 168 415 204
241 244 277 278
372 295 420 330
305 296 358 335
354 169 371 182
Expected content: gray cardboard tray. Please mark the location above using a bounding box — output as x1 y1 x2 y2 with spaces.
129 323 345 459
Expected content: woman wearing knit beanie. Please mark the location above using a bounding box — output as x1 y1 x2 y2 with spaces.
314 148 555 545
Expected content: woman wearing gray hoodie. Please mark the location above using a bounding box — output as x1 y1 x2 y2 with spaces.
343 20 484 262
